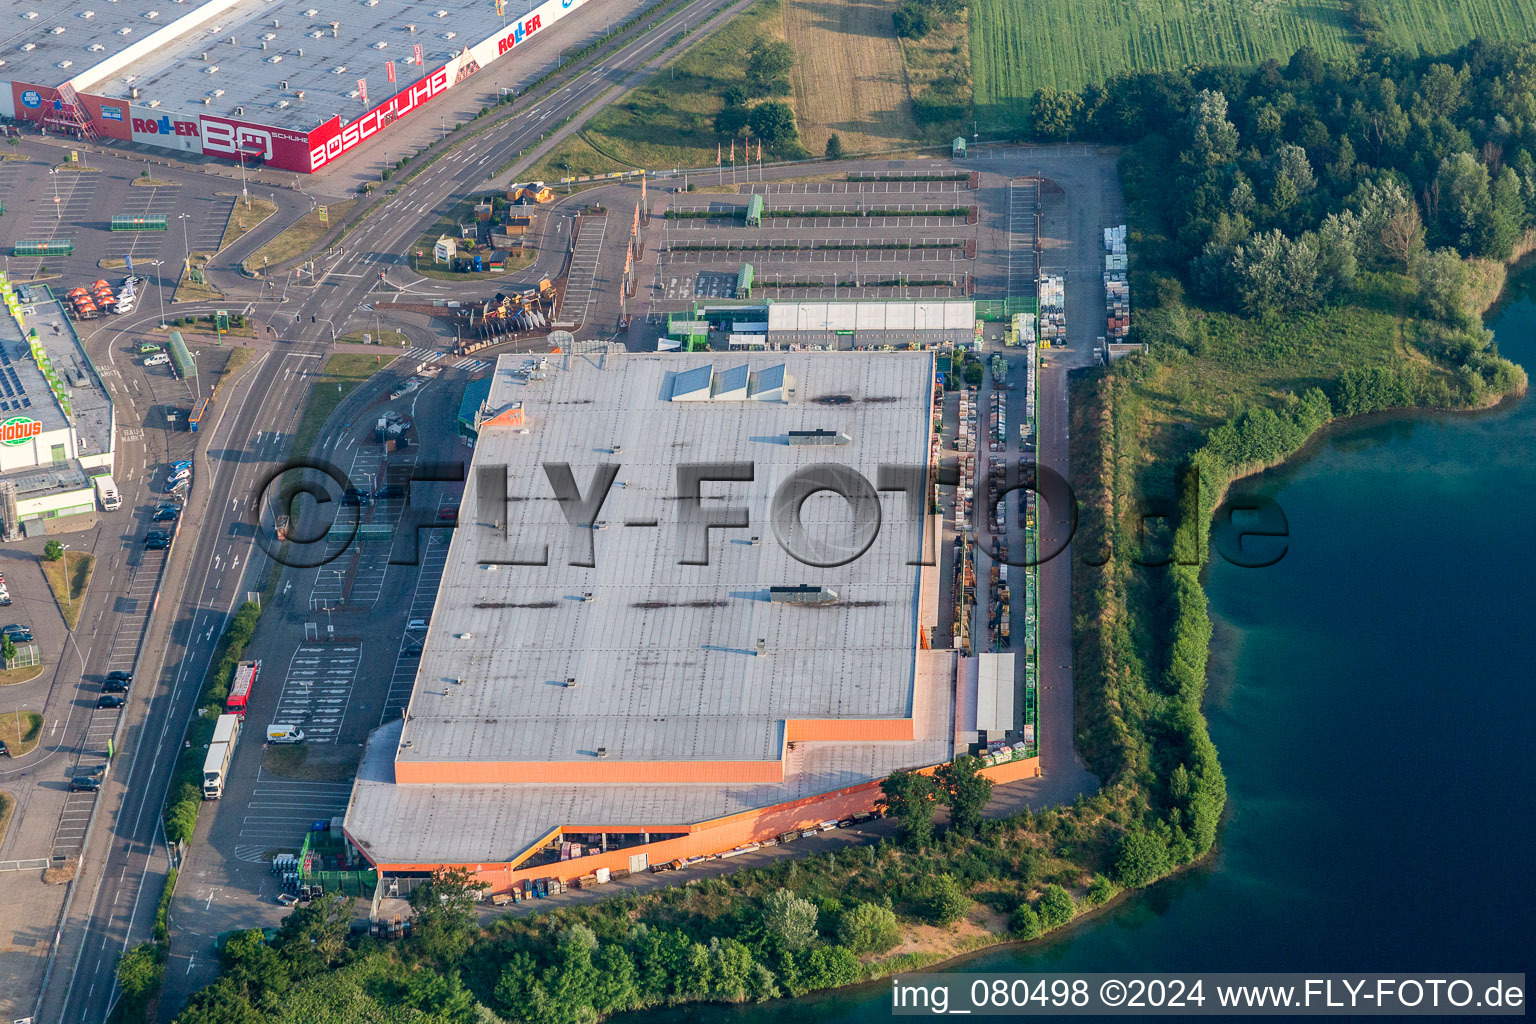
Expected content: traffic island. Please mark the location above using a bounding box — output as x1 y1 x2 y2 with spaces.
41 549 94 631
0 711 43 757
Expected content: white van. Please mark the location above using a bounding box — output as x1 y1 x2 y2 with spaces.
266 724 305 744
143 353 170 367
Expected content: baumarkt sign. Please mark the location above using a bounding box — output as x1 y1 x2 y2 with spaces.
0 416 43 445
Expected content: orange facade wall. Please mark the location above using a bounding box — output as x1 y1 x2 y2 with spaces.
394 758 785 785
979 755 1040 784
365 778 889 887
364 757 1041 888
785 717 915 743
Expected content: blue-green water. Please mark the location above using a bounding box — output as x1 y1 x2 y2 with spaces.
634 271 1536 1022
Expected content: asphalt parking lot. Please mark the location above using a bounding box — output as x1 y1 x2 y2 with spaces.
0 146 236 298
650 180 981 305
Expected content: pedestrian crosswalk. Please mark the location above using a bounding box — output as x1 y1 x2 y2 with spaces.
234 777 353 862
397 349 489 374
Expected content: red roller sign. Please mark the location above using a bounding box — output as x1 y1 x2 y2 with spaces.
387 60 396 84
307 64 451 171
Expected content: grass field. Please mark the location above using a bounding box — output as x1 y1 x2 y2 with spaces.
785 0 916 154
217 197 279 254
532 0 791 180
293 352 400 459
971 0 1536 126
42 551 94 631
247 200 356 271
0 711 43 758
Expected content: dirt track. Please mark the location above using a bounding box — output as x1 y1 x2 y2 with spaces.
785 0 917 154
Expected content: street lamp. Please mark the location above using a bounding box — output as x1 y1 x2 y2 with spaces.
177 212 192 279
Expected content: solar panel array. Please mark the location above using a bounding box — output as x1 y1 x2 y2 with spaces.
0 349 33 412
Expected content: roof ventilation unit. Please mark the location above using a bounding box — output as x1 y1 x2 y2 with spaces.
130 85 139 98
770 584 840 605
756 638 769 656
564 677 577 688
331 21 340 37
281 79 288 89
787 428 851 446
596 747 609 758
296 89 305 99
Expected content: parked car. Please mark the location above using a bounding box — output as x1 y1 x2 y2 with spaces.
145 531 169 550
163 479 187 495
97 694 126 709
168 468 191 484
0 738 8 757
107 670 133 683
102 677 130 693
375 484 404 500
407 618 427 632
341 487 370 507
170 460 192 473
438 506 459 522
70 775 102 792
137 342 161 354
1 624 33 643
152 506 180 522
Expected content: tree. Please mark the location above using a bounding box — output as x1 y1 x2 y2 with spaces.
116 941 165 1012
1030 88 1085 140
43 540 64 561
1010 900 1043 938
2 635 15 665
915 874 970 926
590 945 639 1014
1086 874 1120 905
763 887 819 951
824 133 844 161
707 936 757 1000
745 40 795 94
748 102 799 148
1414 247 1470 323
1114 829 1171 887
879 768 939 846
1380 200 1425 272
714 104 750 137
836 900 901 953
934 754 994 834
407 867 485 963
1036 884 1076 929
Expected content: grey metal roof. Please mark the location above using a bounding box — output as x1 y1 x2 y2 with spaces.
0 0 151 86
0 290 97 439
396 350 937 767
83 0 542 130
348 645 957 865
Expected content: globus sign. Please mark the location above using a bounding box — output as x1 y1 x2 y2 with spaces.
0 416 43 446
307 64 451 171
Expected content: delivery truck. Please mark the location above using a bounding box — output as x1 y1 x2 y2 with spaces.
227 660 260 718
94 474 121 511
202 714 241 799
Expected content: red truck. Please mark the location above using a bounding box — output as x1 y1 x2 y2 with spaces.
227 660 260 719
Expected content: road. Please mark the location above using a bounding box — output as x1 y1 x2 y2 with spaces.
30 0 765 1019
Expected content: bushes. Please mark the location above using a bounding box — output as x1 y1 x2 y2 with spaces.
836 901 901 954
163 601 263 844
912 874 971 926
1114 829 1172 888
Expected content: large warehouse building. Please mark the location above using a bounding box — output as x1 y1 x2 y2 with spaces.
0 278 115 537
343 351 1037 891
0 0 592 173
